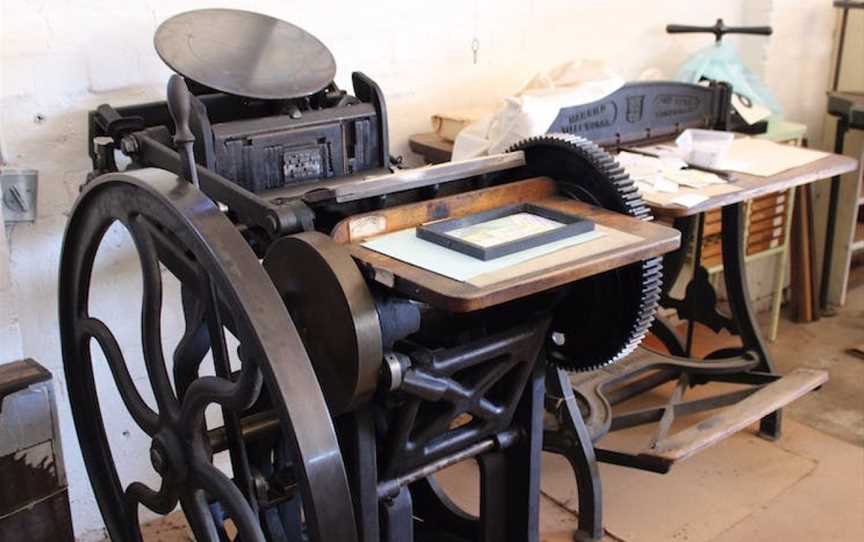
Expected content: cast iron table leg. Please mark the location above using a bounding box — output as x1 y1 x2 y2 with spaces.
651 216 697 354
721 202 782 439
477 361 545 542
543 368 603 541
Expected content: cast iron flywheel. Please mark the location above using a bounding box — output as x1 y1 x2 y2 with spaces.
58 169 359 542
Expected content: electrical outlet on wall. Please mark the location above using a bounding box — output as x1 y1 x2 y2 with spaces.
1 169 38 223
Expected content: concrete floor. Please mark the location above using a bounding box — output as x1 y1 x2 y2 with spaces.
119 273 864 541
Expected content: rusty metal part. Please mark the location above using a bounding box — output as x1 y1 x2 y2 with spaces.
263 231 383 415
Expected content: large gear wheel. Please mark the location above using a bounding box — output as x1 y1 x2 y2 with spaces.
507 134 663 371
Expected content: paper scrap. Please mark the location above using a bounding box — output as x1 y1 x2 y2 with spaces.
670 193 710 208
662 169 724 188
731 93 772 125
635 180 658 195
653 175 680 193
715 138 829 177
447 212 564 248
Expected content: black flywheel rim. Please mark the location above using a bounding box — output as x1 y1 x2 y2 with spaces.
507 134 662 371
58 169 358 541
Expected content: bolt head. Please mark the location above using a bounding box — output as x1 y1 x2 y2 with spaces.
120 137 138 154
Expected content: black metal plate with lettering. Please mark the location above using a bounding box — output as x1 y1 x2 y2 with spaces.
548 81 727 145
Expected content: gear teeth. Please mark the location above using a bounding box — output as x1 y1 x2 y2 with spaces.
507 132 668 374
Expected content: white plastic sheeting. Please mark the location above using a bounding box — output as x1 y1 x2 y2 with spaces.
452 59 624 160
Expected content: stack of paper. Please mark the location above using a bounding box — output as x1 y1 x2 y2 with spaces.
616 151 726 207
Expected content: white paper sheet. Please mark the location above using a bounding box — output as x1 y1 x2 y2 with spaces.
669 193 710 208
715 138 829 177
361 227 605 282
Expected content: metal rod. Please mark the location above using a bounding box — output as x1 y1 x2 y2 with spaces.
605 368 679 406
209 410 280 454
377 433 514 499
332 151 526 203
610 386 762 432
833 6 850 91
649 373 689 449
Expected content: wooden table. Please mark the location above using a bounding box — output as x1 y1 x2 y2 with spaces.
645 153 857 218
408 132 857 218
332 177 680 312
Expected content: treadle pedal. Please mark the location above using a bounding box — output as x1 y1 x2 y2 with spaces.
641 368 828 468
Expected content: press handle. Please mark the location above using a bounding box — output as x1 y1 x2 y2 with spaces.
166 74 200 187
667 19 772 42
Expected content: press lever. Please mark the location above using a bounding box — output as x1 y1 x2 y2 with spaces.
166 74 200 188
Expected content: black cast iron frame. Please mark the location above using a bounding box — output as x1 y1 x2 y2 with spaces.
87 72 391 239
75 75 571 539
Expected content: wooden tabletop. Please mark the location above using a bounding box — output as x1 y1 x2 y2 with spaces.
408 132 860 219
647 153 858 217
408 132 455 164
340 180 680 312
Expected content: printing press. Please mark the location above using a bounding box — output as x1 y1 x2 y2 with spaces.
59 9 681 541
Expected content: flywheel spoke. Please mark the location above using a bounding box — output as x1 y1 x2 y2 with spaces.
174 286 210 400
179 369 263 430
127 213 180 417
126 477 179 516
80 317 160 434
204 277 260 514
192 459 266 541
180 489 222 542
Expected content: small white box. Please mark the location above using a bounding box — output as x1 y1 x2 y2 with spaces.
675 129 734 168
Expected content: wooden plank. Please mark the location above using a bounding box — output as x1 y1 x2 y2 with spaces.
348 195 680 312
0 358 50 400
409 132 455 164
644 369 828 466
703 254 723 268
704 221 723 236
749 207 785 224
747 228 783 246
789 185 816 321
331 177 557 243
747 214 786 234
651 153 858 218
746 239 780 256
750 196 786 212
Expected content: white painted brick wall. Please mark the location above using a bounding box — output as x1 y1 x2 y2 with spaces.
0 0 837 537
764 0 836 147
